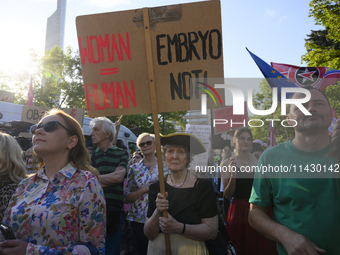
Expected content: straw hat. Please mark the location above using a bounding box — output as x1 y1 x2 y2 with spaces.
160 133 206 156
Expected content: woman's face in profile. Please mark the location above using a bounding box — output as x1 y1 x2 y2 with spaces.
32 115 72 157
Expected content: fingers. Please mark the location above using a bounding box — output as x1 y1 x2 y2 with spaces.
308 239 326 254
156 193 169 213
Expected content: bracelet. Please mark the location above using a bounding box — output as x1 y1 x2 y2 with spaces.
180 223 186 234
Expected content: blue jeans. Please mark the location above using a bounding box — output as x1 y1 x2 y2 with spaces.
105 212 124 255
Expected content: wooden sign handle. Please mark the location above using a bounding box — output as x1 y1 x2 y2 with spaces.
143 7 172 255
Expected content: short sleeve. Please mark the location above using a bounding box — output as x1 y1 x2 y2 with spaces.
147 181 159 218
196 179 218 219
249 155 273 207
119 150 129 170
123 167 136 199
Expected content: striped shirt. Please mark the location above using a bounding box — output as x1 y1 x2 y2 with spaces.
91 145 128 212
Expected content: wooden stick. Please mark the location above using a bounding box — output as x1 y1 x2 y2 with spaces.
143 7 172 255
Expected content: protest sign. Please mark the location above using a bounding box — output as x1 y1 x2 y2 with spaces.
212 102 248 134
0 90 15 103
21 106 85 126
76 0 224 117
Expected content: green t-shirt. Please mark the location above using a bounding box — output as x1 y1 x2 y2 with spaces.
249 140 340 255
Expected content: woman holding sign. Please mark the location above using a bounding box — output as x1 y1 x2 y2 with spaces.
144 133 218 255
0 109 106 254
221 127 277 255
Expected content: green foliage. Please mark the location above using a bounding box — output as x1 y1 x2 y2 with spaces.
302 0 340 117
249 80 295 144
109 111 187 135
35 46 86 108
0 46 186 134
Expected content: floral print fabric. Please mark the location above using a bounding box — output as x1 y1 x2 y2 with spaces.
124 160 168 223
2 163 106 255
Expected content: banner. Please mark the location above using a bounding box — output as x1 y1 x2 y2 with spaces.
0 90 15 103
21 106 85 127
76 0 224 117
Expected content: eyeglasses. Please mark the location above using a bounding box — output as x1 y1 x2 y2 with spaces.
139 141 153 148
30 121 71 135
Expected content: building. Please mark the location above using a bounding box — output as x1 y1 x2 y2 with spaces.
45 0 67 52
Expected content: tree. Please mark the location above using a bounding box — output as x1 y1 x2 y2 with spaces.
302 0 340 116
109 111 187 135
249 79 295 145
35 46 85 109
0 46 187 134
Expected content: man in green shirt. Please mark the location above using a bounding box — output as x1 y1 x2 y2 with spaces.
249 86 340 255
90 117 128 255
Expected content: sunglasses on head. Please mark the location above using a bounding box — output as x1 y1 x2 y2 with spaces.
30 121 71 135
139 141 153 148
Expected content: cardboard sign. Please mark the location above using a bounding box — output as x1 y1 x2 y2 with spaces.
0 90 15 103
21 106 85 127
212 102 248 134
76 0 224 117
186 124 210 175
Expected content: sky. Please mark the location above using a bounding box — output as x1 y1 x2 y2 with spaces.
0 0 322 86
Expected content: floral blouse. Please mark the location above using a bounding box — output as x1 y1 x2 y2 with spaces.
124 160 168 223
2 163 106 255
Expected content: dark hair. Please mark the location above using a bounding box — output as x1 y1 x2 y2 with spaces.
286 86 330 114
234 127 253 141
133 151 143 158
252 142 264 153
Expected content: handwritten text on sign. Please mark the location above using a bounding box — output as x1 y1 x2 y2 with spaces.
76 0 224 117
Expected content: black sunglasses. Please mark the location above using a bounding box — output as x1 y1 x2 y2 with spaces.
30 121 71 135
139 141 153 148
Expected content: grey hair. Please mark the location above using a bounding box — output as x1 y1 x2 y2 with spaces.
90 117 115 142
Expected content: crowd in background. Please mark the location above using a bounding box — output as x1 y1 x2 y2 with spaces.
1 86 340 255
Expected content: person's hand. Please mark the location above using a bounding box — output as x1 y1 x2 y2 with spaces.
144 179 157 192
229 157 237 178
0 239 28 255
159 213 182 235
280 230 325 255
115 116 123 129
116 166 125 172
155 192 168 215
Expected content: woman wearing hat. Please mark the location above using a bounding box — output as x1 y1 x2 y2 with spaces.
144 133 218 255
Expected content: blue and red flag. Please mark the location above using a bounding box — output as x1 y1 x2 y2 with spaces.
271 63 340 90
246 48 298 102
328 108 338 136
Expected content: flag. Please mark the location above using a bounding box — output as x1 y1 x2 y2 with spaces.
328 108 338 136
271 63 340 90
27 76 33 106
267 113 277 148
246 48 298 101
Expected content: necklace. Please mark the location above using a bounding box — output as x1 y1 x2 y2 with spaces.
170 170 189 187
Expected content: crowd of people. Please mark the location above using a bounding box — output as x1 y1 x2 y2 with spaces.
0 86 339 255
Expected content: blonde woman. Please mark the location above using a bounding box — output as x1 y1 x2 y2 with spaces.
0 133 27 223
0 109 106 254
